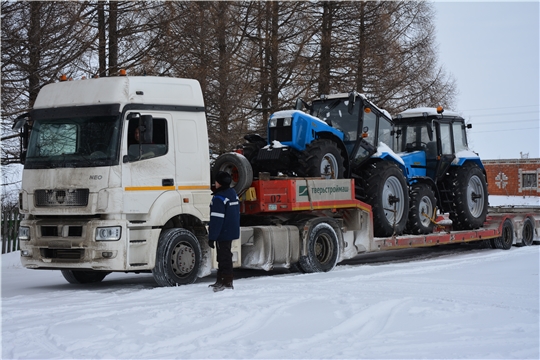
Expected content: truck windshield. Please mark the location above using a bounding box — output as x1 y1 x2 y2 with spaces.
25 115 121 169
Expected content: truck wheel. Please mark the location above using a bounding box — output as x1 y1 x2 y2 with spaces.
521 218 534 246
448 163 488 230
357 161 409 237
298 220 339 273
212 152 253 195
491 219 514 250
299 139 345 179
61 270 110 284
407 183 436 234
152 228 202 287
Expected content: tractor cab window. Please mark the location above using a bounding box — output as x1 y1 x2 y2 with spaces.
127 117 168 161
377 116 393 148
394 122 433 153
362 110 377 146
453 122 468 153
439 122 452 155
311 98 359 142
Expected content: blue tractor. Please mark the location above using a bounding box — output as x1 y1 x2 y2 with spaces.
392 107 488 233
239 92 410 237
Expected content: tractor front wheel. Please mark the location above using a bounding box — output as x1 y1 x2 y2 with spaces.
407 183 436 235
298 139 345 179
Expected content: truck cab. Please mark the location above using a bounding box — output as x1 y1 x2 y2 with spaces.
16 76 213 285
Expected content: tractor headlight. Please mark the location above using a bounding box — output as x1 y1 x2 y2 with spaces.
96 226 122 241
18 226 30 241
282 117 292 126
269 118 278 127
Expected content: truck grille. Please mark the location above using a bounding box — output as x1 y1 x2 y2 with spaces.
35 189 89 207
40 248 84 260
41 225 83 237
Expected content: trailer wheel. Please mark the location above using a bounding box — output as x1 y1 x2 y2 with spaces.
521 218 535 246
491 219 514 250
152 228 202 287
448 163 488 230
407 183 436 234
357 161 409 237
61 270 110 284
298 221 339 273
298 139 345 179
212 152 253 195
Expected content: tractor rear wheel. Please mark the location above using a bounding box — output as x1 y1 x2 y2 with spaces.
298 139 345 179
407 183 436 235
357 161 409 237
447 163 488 230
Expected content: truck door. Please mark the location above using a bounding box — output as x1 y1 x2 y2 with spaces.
122 113 177 214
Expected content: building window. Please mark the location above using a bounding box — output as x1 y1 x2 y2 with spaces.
519 169 539 192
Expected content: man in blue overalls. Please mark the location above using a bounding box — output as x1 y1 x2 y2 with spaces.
208 171 240 292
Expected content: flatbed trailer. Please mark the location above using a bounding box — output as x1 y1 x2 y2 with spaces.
231 176 539 274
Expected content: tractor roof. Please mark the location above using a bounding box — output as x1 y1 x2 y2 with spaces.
397 107 461 119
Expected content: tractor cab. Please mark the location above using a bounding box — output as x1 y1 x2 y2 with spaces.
308 92 395 172
393 106 478 183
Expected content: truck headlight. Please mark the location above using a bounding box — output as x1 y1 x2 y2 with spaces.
18 226 30 241
96 226 121 241
269 118 277 127
282 117 292 126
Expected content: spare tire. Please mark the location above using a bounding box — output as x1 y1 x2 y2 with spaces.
212 152 253 195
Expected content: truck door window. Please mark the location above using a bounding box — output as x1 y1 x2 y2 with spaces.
128 117 168 161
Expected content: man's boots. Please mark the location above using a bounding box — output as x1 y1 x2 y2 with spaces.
213 274 233 292
208 271 223 288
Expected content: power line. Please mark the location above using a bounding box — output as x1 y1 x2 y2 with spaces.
471 126 539 134
472 119 539 125
466 111 539 118
461 104 539 112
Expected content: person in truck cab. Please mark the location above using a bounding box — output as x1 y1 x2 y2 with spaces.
208 171 240 292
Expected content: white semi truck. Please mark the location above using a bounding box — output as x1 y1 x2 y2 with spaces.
14 75 539 286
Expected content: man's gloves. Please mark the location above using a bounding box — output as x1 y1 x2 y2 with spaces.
208 240 215 249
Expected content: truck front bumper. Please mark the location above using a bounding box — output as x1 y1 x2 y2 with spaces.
19 217 130 271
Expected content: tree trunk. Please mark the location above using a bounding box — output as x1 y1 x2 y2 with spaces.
97 1 106 77
108 1 118 76
319 1 333 96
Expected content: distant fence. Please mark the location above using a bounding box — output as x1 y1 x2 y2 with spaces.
1 208 23 254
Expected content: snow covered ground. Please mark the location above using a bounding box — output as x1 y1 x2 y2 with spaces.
2 243 539 359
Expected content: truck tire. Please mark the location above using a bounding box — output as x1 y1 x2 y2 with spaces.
357 161 409 237
152 228 202 287
407 183 436 234
520 218 535 246
212 152 253 195
298 139 345 179
298 220 339 273
491 219 513 250
447 163 488 230
61 270 110 284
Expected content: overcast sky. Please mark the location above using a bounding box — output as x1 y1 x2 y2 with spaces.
433 1 539 160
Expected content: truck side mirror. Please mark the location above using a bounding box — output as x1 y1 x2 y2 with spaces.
140 115 153 144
